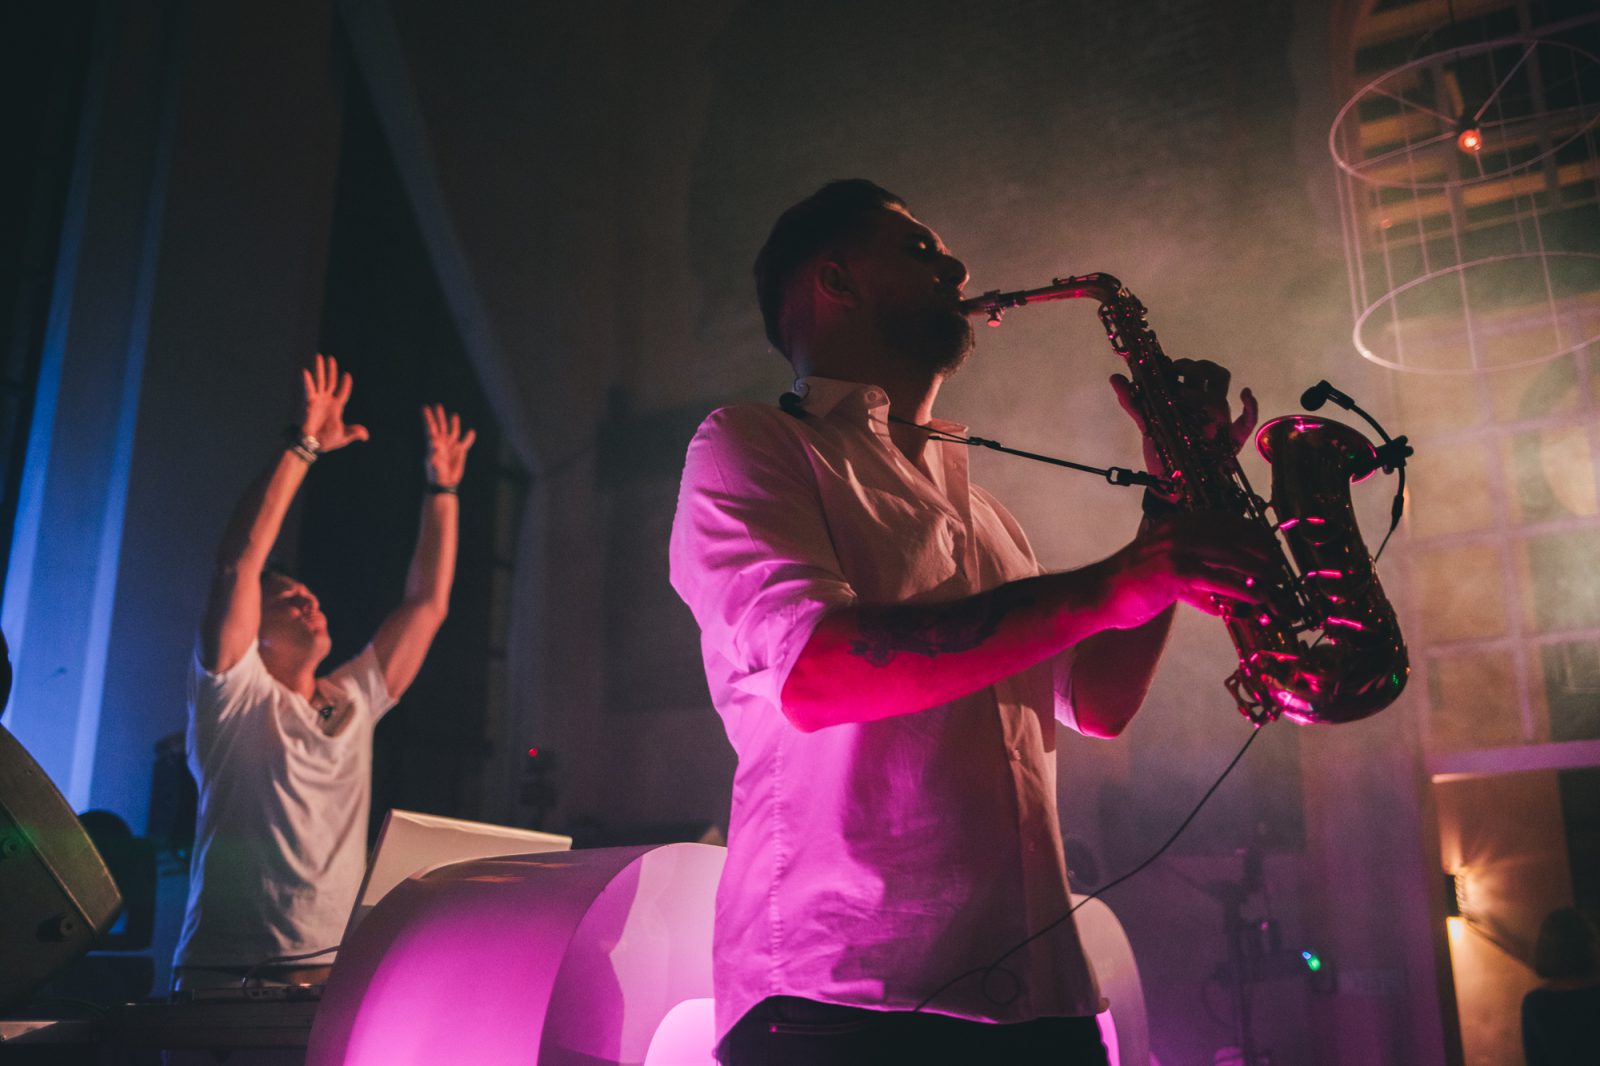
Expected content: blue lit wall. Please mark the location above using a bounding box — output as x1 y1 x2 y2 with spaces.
3 1 344 840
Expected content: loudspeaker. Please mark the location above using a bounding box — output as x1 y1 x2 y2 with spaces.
0 723 123 1010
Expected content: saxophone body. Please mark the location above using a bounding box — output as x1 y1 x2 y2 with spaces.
962 273 1408 725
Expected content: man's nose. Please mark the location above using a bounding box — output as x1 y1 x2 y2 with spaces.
940 253 968 291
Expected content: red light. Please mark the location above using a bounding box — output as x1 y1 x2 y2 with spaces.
526 747 540 758
1457 127 1483 153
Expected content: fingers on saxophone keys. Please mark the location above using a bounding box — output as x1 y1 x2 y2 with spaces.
1169 523 1275 606
1188 558 1272 608
1109 373 1147 431
1169 358 1231 395
1171 564 1264 615
1232 387 1260 442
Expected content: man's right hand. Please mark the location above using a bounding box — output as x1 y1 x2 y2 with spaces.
1099 511 1276 629
300 353 369 451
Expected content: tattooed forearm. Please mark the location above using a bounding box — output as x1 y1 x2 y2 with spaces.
849 585 1038 667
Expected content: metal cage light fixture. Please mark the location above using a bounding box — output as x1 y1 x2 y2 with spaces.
1330 28 1600 374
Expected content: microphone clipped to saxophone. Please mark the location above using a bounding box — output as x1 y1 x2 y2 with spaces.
961 274 1410 727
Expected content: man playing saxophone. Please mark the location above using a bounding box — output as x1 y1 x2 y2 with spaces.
669 179 1273 1065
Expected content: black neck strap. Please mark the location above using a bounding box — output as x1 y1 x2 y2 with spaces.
777 392 1166 491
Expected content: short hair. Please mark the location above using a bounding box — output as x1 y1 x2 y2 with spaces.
753 179 906 357
1533 907 1600 980
260 558 299 587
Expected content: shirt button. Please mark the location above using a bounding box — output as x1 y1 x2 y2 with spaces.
1010 746 1022 761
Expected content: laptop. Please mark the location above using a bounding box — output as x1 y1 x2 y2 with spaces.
344 809 573 939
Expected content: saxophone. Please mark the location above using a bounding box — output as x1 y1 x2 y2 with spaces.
961 274 1408 726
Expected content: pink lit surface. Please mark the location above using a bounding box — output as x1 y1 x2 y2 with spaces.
306 843 725 1066
643 900 1144 1066
306 845 1146 1065
1071 894 1147 1066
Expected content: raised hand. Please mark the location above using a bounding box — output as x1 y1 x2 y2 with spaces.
300 353 370 452
1110 358 1258 487
422 404 476 489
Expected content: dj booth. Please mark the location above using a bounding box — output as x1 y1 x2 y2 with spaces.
2 840 1147 1064
2 699 1148 1065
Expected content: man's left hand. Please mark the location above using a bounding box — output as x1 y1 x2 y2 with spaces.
1110 358 1258 487
423 404 476 489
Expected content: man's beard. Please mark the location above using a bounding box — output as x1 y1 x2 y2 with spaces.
877 303 975 376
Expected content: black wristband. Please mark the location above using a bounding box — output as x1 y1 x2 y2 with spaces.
1141 489 1180 520
426 483 458 496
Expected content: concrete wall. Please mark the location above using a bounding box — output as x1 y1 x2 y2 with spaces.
1438 770 1575 1066
365 2 1450 1061
3 0 346 988
3 0 1468 1056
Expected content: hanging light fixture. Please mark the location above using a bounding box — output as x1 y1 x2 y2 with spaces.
1329 24 1600 374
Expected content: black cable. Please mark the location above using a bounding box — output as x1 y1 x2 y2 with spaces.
1371 466 1405 564
1299 380 1410 561
28 995 112 1019
914 726 1265 1012
239 944 339 989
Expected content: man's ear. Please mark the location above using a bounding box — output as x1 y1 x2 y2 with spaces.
815 260 858 308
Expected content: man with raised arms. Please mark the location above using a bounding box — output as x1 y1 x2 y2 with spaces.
174 355 474 989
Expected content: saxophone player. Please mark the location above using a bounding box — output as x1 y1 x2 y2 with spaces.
669 179 1273 1065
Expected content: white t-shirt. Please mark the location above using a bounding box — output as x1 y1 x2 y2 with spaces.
173 641 395 969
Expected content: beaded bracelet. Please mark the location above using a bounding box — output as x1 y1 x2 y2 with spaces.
284 429 321 465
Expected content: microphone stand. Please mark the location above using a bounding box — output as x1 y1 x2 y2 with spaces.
1168 846 1274 1065
1219 865 1265 1066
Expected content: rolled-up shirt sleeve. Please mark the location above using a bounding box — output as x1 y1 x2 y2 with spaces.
670 407 857 713
1051 646 1081 733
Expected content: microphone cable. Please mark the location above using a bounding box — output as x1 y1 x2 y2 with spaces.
914 725 1263 1013
1298 380 1411 563
238 944 340 990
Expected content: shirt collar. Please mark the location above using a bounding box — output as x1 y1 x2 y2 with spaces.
790 376 970 437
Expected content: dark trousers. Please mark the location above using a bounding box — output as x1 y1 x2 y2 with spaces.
716 995 1112 1066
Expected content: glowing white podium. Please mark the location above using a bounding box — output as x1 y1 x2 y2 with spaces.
305 843 724 1066
1073 893 1151 1066
305 843 1148 1066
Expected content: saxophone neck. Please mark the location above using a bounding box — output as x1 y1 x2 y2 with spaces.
959 272 1127 319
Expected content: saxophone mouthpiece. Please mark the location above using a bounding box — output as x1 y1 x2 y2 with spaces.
960 290 1008 326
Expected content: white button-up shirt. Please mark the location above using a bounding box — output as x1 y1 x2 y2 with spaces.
669 377 1102 1041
